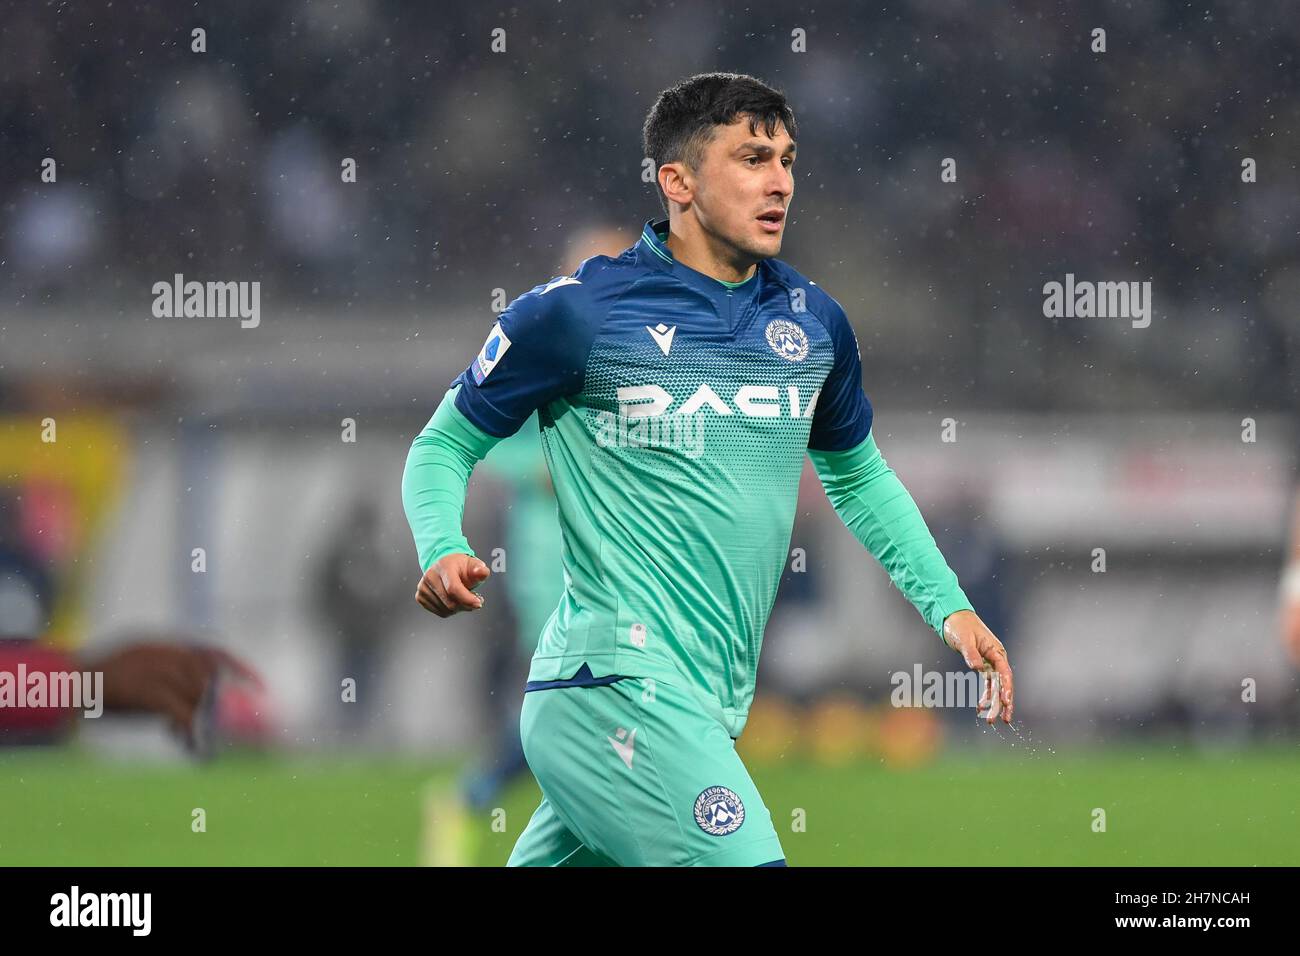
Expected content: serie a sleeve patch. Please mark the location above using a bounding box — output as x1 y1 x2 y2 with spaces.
471 321 513 384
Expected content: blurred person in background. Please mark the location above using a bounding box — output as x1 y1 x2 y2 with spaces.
422 223 634 866
312 496 409 744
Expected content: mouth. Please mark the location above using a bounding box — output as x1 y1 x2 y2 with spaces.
756 209 785 234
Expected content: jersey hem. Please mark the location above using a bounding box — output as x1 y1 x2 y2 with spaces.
526 653 750 738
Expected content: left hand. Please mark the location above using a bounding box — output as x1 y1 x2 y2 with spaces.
942 609 1014 724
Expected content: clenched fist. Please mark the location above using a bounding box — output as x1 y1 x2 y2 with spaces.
415 553 491 617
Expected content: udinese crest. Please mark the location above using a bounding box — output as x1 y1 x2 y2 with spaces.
764 318 809 362
693 785 746 836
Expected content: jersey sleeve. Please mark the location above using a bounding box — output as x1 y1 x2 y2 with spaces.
808 432 973 636
808 296 874 452
450 280 593 438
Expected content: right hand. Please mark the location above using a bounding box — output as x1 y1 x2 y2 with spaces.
416 553 491 617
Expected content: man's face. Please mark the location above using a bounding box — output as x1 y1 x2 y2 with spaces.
683 115 795 262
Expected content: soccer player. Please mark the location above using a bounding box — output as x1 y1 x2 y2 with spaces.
402 72 1014 867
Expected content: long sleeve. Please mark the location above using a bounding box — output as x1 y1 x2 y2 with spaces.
401 386 504 574
808 431 973 637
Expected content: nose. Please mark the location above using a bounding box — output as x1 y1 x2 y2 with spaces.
767 161 793 200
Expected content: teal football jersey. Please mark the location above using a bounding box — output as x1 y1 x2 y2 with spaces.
451 219 873 738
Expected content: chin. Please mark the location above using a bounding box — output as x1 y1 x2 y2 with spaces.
721 225 780 262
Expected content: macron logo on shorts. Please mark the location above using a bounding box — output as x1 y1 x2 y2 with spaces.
472 322 511 384
608 727 636 769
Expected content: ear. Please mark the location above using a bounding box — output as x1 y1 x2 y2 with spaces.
658 161 693 208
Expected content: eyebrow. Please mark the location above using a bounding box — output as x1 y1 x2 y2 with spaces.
735 141 797 157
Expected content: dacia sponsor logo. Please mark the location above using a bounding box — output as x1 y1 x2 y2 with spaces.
617 383 820 420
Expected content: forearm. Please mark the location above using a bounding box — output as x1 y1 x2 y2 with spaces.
401 387 502 573
808 432 973 636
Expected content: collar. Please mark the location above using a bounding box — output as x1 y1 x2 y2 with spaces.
636 218 762 306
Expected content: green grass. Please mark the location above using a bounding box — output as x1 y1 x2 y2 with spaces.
1 746 1296 865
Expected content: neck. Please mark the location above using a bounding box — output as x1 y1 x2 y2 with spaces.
664 215 757 284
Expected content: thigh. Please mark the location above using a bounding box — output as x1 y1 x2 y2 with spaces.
520 678 785 867
507 795 613 867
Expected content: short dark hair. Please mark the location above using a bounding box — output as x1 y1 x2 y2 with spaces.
642 72 798 216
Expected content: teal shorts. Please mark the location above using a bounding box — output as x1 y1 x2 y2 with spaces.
508 676 785 867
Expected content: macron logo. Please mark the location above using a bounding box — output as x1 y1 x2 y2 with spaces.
539 276 582 295
646 322 676 356
608 727 637 769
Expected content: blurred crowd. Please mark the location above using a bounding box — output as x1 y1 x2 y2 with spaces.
2 0 1296 411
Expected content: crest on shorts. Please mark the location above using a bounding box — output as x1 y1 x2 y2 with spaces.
764 319 809 362
693 785 746 836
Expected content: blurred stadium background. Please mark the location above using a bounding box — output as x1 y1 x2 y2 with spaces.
1 0 1297 865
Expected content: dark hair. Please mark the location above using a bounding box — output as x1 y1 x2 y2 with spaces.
642 72 798 216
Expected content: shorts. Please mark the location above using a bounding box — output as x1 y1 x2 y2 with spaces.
507 676 785 867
